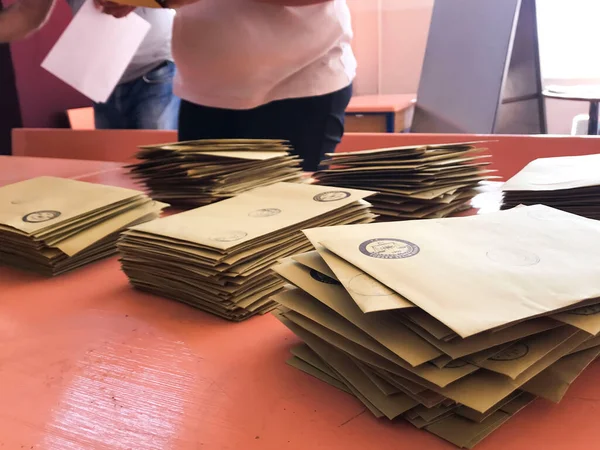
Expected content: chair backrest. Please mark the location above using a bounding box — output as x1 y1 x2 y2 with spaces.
11 128 178 162
67 107 95 130
337 133 600 180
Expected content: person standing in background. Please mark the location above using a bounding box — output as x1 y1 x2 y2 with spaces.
0 0 179 130
99 0 355 171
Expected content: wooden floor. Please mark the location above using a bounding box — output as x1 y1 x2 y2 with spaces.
2 156 600 450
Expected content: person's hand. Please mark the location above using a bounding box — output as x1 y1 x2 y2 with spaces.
161 0 201 8
94 0 135 18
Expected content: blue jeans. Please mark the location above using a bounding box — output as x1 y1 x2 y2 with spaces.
93 61 180 130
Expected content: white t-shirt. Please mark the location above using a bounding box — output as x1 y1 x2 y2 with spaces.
172 0 356 110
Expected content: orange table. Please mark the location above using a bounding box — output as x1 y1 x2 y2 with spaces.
2 158 600 450
345 94 416 133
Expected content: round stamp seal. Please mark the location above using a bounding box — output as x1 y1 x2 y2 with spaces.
568 304 600 316
490 343 529 361
347 273 394 297
22 210 61 223
313 191 351 202
309 269 341 285
248 208 282 218
210 230 248 243
359 238 420 260
486 248 540 267
444 359 468 369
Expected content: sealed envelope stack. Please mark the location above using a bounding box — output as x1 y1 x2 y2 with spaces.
502 153 600 220
128 139 304 206
313 141 499 220
0 176 167 276
118 182 375 321
272 204 600 448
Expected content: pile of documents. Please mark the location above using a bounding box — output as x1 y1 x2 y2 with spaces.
128 139 304 206
313 141 498 220
0 176 166 276
502 153 600 220
273 204 600 448
118 182 375 321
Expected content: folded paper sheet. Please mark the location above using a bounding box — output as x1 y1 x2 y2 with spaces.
41 0 150 103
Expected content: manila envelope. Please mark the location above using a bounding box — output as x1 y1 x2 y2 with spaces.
301 228 414 313
292 251 338 280
428 392 536 449
477 326 579 379
320 204 600 337
521 345 600 403
272 260 441 366
129 182 374 252
300 334 419 419
551 303 600 335
438 331 589 413
57 200 167 256
502 153 600 192
286 356 351 394
353 360 403 396
274 298 477 389
0 176 143 235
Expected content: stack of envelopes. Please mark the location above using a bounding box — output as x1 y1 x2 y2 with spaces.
118 182 376 321
128 139 304 206
312 141 499 220
502 153 600 220
0 176 167 276
272 204 600 448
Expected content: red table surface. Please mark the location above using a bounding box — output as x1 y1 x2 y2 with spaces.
1 157 600 450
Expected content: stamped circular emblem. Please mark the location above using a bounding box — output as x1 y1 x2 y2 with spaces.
248 208 282 218
309 269 341 285
490 343 529 361
359 238 420 260
444 359 468 369
348 274 395 297
568 304 600 316
313 191 351 202
210 230 248 243
22 210 61 223
486 248 540 266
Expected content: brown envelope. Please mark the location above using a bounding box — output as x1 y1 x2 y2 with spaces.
286 356 351 394
272 261 441 366
551 303 600 335
0 176 144 234
130 182 374 251
476 326 579 379
521 345 600 403
320 204 600 337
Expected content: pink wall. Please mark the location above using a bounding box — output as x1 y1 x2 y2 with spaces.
9 1 90 128
347 0 594 135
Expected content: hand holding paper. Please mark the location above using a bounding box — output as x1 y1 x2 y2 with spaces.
41 0 150 103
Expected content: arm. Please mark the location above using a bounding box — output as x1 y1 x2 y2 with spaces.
0 0 56 43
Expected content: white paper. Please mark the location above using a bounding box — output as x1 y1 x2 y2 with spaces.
41 0 150 103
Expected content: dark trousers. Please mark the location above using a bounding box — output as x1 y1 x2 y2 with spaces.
178 84 353 171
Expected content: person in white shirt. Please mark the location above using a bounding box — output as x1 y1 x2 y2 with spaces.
98 0 356 171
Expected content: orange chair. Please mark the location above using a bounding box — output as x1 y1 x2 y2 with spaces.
67 107 95 130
